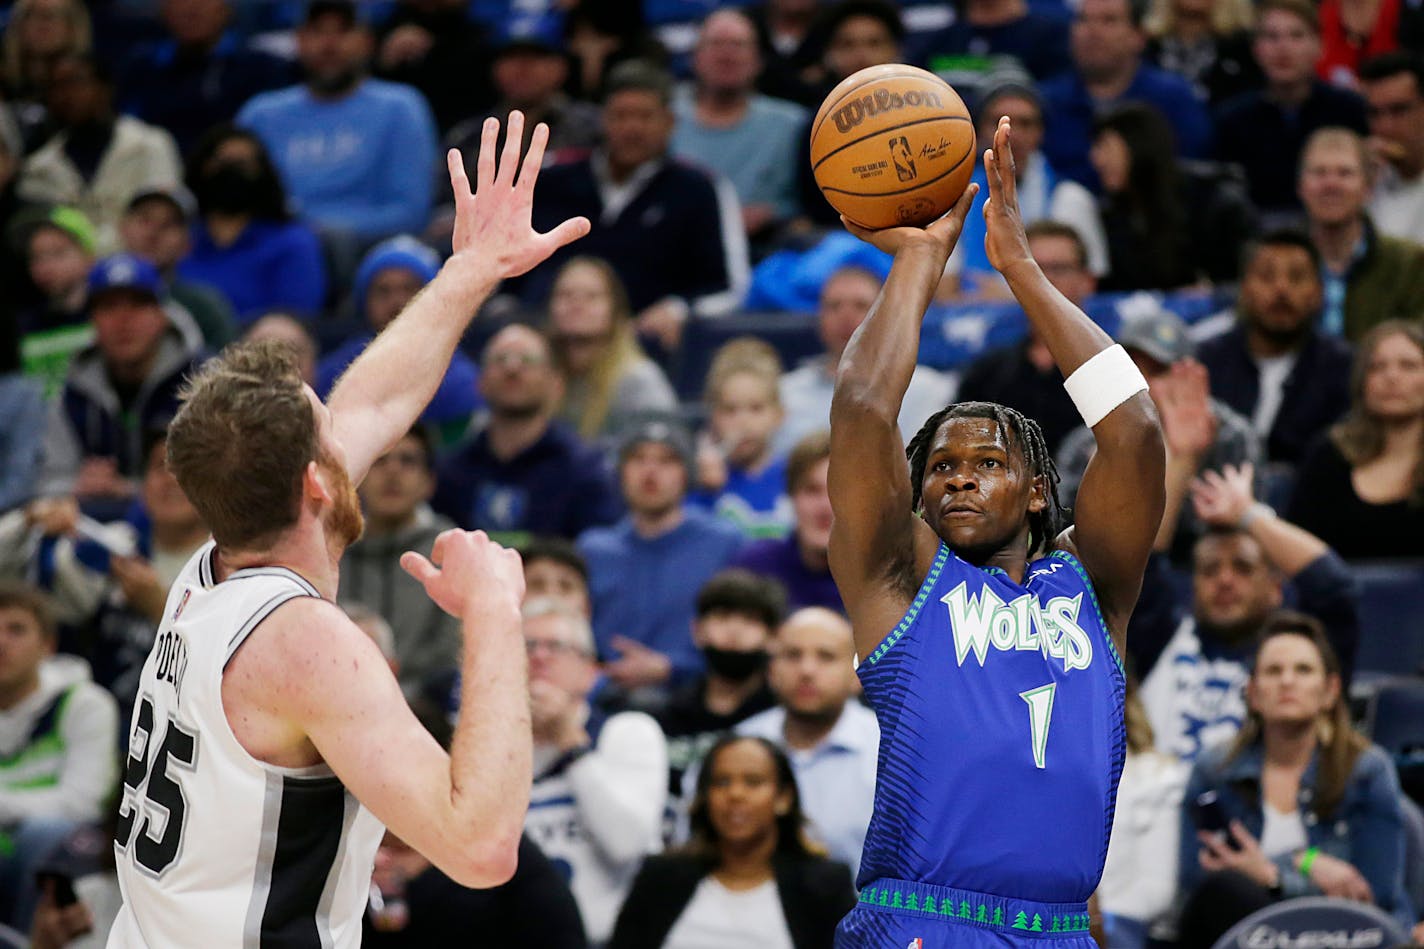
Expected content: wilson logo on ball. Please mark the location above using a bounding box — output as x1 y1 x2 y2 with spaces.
832 87 945 134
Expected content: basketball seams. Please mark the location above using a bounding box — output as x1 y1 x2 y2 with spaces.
811 114 973 171
810 65 951 142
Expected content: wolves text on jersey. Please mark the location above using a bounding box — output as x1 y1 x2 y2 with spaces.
940 582 1094 672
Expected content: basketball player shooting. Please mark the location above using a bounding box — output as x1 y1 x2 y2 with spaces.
828 117 1165 947
105 112 589 948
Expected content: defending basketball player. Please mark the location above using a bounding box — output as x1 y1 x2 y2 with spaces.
106 112 589 948
829 117 1164 947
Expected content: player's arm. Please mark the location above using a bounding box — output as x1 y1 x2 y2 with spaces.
981 117 1164 640
235 532 531 887
327 112 589 484
829 187 978 657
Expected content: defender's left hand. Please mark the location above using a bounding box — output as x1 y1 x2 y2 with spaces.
447 112 590 282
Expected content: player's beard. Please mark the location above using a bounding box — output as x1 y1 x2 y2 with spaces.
321 461 365 554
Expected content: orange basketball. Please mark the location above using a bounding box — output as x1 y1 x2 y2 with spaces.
810 64 976 230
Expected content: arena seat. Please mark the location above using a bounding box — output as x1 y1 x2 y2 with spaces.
1367 677 1424 807
1210 897 1410 949
1400 795 1424 912
672 310 820 400
1350 561 1424 678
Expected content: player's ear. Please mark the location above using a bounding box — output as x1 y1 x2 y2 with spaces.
1027 474 1047 514
305 460 333 505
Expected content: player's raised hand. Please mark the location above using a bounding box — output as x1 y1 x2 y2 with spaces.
840 182 978 262
401 529 526 620
982 116 1034 277
447 111 590 281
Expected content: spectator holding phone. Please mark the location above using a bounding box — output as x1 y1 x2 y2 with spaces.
1173 612 1411 948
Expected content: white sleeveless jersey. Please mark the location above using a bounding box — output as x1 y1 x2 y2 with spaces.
108 542 384 949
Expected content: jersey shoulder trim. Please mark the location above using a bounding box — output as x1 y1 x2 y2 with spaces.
1047 549 1124 676
865 543 950 667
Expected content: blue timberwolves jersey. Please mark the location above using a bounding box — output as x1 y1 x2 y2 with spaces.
857 543 1126 903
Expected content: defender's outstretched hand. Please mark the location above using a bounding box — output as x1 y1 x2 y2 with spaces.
982 116 1034 277
448 111 590 280
840 181 979 262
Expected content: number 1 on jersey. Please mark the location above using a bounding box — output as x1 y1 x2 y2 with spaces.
1019 683 1057 770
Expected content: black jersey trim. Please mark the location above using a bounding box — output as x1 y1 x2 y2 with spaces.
243 772 349 949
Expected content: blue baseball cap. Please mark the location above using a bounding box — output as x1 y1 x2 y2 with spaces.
88 254 163 301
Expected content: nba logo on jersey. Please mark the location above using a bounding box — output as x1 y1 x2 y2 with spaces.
906 939 923 949
172 589 191 620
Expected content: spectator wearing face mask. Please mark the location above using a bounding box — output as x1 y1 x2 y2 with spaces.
652 570 785 807
176 125 327 322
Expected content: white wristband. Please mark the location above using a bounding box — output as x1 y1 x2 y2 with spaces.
1062 345 1149 429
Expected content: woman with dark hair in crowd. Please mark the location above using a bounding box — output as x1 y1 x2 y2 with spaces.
176 124 327 323
1089 103 1255 291
1144 0 1260 106
1288 320 1424 560
608 735 855 949
546 256 676 441
1174 613 1411 948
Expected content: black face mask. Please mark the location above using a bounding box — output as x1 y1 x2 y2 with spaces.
703 646 768 682
195 164 265 215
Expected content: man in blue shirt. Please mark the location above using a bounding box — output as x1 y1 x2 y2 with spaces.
578 417 745 692
671 9 807 243
432 324 619 544
237 0 438 245
1039 0 1212 188
737 607 878 878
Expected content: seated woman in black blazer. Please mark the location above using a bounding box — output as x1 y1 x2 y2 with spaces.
608 735 857 949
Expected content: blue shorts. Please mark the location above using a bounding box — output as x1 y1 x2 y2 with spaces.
836 879 1099 949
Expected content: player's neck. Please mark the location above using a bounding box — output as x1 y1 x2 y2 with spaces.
783 703 843 751
958 535 1036 585
216 531 338 600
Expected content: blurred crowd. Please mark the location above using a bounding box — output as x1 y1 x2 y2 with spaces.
0 0 1421 946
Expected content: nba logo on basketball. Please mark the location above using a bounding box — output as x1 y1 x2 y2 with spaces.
889 136 916 181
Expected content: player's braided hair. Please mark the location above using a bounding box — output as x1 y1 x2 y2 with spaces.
906 401 1069 556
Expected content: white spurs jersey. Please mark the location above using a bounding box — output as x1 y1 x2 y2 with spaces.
108 542 384 949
